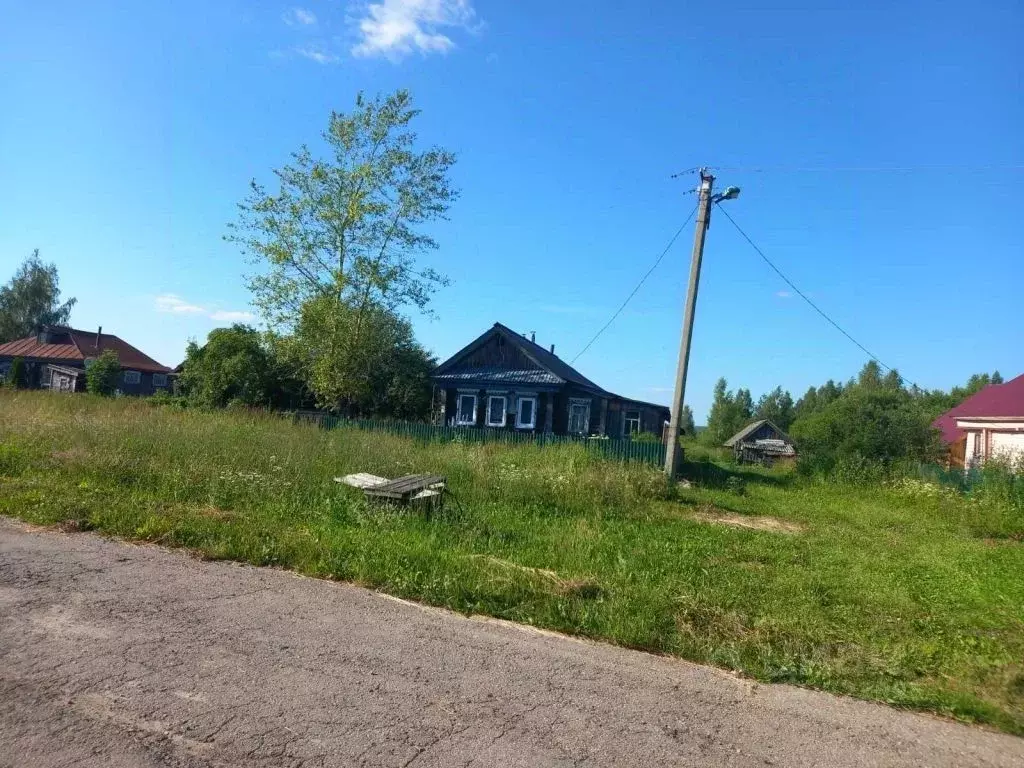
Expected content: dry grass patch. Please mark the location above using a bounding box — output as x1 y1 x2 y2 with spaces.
467 554 602 599
691 505 804 534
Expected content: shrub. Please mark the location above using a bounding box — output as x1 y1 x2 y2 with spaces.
86 350 120 396
5 357 26 389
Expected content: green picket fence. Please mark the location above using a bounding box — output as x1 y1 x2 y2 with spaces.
293 412 667 467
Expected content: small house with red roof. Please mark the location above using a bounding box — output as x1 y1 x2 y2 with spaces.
933 373 1024 469
0 325 172 396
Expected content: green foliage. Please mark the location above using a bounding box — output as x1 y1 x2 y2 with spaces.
0 250 76 342
791 382 942 471
5 357 27 389
679 404 696 437
283 297 435 417
754 386 795 431
703 378 754 446
3 392 1023 734
226 90 455 413
86 349 121 396
179 325 284 409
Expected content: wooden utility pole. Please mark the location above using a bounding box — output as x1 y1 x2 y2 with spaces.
664 169 715 480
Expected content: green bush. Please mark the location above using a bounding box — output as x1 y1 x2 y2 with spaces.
86 350 120 396
5 357 26 389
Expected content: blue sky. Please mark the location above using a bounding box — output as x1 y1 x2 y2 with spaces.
1 0 1021 420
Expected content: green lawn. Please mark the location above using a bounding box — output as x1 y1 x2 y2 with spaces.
1 390 1022 734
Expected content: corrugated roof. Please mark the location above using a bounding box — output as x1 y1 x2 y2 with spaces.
492 323 609 394
0 326 170 373
433 323 610 395
433 368 563 386
724 419 794 448
933 373 1024 443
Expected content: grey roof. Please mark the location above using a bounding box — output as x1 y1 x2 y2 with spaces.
723 419 794 448
432 323 610 395
432 368 562 386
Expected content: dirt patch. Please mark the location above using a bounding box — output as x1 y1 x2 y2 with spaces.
691 510 804 534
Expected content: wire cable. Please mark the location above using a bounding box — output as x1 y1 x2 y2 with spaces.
708 163 1024 174
571 205 699 364
714 203 917 387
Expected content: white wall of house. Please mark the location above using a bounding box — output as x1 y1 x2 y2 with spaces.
957 418 1024 468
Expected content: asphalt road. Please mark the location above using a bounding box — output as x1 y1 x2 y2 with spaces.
1 517 1021 768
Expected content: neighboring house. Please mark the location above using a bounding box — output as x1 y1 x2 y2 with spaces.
933 373 1024 469
724 419 797 465
431 323 670 438
0 325 172 396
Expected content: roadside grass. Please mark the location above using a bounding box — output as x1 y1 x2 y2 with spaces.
1 390 1022 735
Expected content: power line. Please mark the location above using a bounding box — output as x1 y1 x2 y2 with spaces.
708 163 1024 174
571 205 699 364
714 203 918 388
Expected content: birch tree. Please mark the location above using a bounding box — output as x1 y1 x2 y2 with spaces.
227 90 455 410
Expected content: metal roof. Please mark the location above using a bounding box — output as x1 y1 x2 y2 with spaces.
933 373 1024 443
0 327 170 373
433 368 562 386
724 419 794 447
433 323 610 395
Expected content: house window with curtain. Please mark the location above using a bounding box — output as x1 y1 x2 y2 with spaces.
516 396 537 429
123 371 141 385
153 373 168 388
568 399 590 434
456 393 477 425
624 410 641 436
486 395 507 427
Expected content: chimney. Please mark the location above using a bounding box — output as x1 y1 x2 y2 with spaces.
96 326 102 349
550 344 556 355
530 331 536 343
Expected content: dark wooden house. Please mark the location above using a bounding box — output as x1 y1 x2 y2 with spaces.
431 323 670 438
0 325 172 396
724 419 797 465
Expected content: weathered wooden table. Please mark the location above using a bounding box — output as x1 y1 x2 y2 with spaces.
362 474 446 506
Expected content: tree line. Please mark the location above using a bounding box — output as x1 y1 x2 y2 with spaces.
699 362 1004 470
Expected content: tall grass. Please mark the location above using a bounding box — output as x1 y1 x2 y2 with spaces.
1 390 1023 734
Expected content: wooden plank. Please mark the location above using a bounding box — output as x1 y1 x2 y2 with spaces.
364 474 445 501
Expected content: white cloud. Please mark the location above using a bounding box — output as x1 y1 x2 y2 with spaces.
155 294 205 314
296 45 340 64
351 0 478 59
283 7 318 26
775 290 793 299
154 295 254 324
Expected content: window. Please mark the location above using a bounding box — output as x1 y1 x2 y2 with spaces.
624 410 641 436
486 395 507 427
153 373 168 388
123 370 141 385
456 393 477 425
568 399 591 434
516 396 537 429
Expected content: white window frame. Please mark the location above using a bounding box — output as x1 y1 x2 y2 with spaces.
123 370 141 385
486 395 507 427
515 396 538 429
624 409 642 436
456 393 478 425
568 398 591 435
153 373 168 388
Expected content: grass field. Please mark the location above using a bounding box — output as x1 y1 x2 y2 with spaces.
1 390 1022 734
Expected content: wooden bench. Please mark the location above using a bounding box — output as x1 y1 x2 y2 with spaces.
335 473 447 515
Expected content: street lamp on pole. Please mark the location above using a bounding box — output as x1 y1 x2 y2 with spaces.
663 170 740 480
